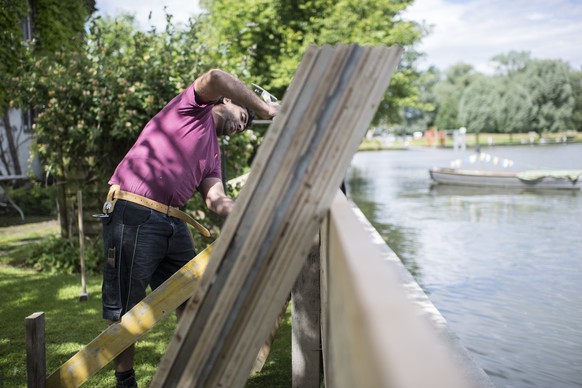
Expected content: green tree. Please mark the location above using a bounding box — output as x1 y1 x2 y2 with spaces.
518 59 574 136
392 65 439 134
458 75 500 142
0 0 92 176
433 63 476 130
198 0 424 125
29 0 94 53
492 50 531 77
496 81 533 141
0 0 32 175
567 67 582 131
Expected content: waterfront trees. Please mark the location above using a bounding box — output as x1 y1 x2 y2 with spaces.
519 60 574 136
412 53 578 138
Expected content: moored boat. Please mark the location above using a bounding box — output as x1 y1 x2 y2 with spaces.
429 167 582 190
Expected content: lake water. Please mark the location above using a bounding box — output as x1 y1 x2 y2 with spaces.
346 144 582 388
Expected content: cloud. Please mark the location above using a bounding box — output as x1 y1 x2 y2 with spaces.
403 0 582 73
96 0 202 30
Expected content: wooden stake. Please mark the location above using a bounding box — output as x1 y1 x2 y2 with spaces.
26 312 46 388
77 190 89 301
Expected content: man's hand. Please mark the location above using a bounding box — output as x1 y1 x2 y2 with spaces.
266 102 280 119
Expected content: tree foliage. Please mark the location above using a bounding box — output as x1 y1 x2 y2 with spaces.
518 59 574 135
458 75 500 133
198 0 424 124
29 0 91 53
433 63 476 130
20 15 251 181
0 0 92 176
412 53 578 138
496 82 532 135
492 50 531 77
0 0 29 111
568 67 582 131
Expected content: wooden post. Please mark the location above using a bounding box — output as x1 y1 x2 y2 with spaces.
25 312 46 388
292 237 322 387
77 190 89 301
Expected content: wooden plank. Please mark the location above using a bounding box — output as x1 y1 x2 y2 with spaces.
77 191 89 301
45 244 213 388
221 44 404 385
178 44 402 384
250 297 290 375
216 45 403 387
151 45 323 385
319 210 332 388
26 312 46 388
291 237 321 387
325 192 470 387
205 45 350 384
154 45 351 387
151 44 404 388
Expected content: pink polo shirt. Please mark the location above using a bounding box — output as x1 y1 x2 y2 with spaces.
109 82 221 207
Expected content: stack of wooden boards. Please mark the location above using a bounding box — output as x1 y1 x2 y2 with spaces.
151 43 404 387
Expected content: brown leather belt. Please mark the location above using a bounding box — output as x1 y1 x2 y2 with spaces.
102 185 210 237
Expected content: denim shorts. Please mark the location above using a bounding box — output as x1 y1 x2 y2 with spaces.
101 200 196 321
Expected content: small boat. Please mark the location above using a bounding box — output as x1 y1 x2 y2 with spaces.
429 168 582 190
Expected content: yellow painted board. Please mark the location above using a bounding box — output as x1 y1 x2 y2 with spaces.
46 243 213 388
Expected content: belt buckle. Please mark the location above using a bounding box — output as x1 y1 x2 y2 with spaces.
103 200 115 213
102 185 120 214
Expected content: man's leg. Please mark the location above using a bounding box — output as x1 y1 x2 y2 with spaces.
151 218 196 324
102 201 172 388
113 343 136 387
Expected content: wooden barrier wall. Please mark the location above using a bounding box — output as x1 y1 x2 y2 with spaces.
319 192 492 387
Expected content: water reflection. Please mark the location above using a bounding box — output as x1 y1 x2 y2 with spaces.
348 165 422 280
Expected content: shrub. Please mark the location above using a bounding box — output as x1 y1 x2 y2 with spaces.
26 235 103 274
2 182 56 217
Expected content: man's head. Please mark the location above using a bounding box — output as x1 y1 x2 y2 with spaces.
212 98 255 136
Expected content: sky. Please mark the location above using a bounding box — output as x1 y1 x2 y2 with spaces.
96 0 582 74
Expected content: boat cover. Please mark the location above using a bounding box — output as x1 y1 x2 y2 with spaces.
517 170 582 182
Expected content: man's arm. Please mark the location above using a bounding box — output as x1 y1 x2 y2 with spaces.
198 177 235 218
195 69 278 119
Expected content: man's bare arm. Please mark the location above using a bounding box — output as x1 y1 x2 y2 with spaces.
195 69 278 119
198 177 235 218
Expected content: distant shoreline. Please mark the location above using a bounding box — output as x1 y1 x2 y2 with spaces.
359 131 581 151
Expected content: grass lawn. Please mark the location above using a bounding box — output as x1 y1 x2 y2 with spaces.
0 220 292 387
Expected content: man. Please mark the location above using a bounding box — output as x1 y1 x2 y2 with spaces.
100 69 279 387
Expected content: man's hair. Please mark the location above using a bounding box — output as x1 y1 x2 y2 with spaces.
216 97 255 129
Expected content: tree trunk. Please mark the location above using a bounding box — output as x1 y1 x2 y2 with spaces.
2 110 22 175
56 180 69 238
